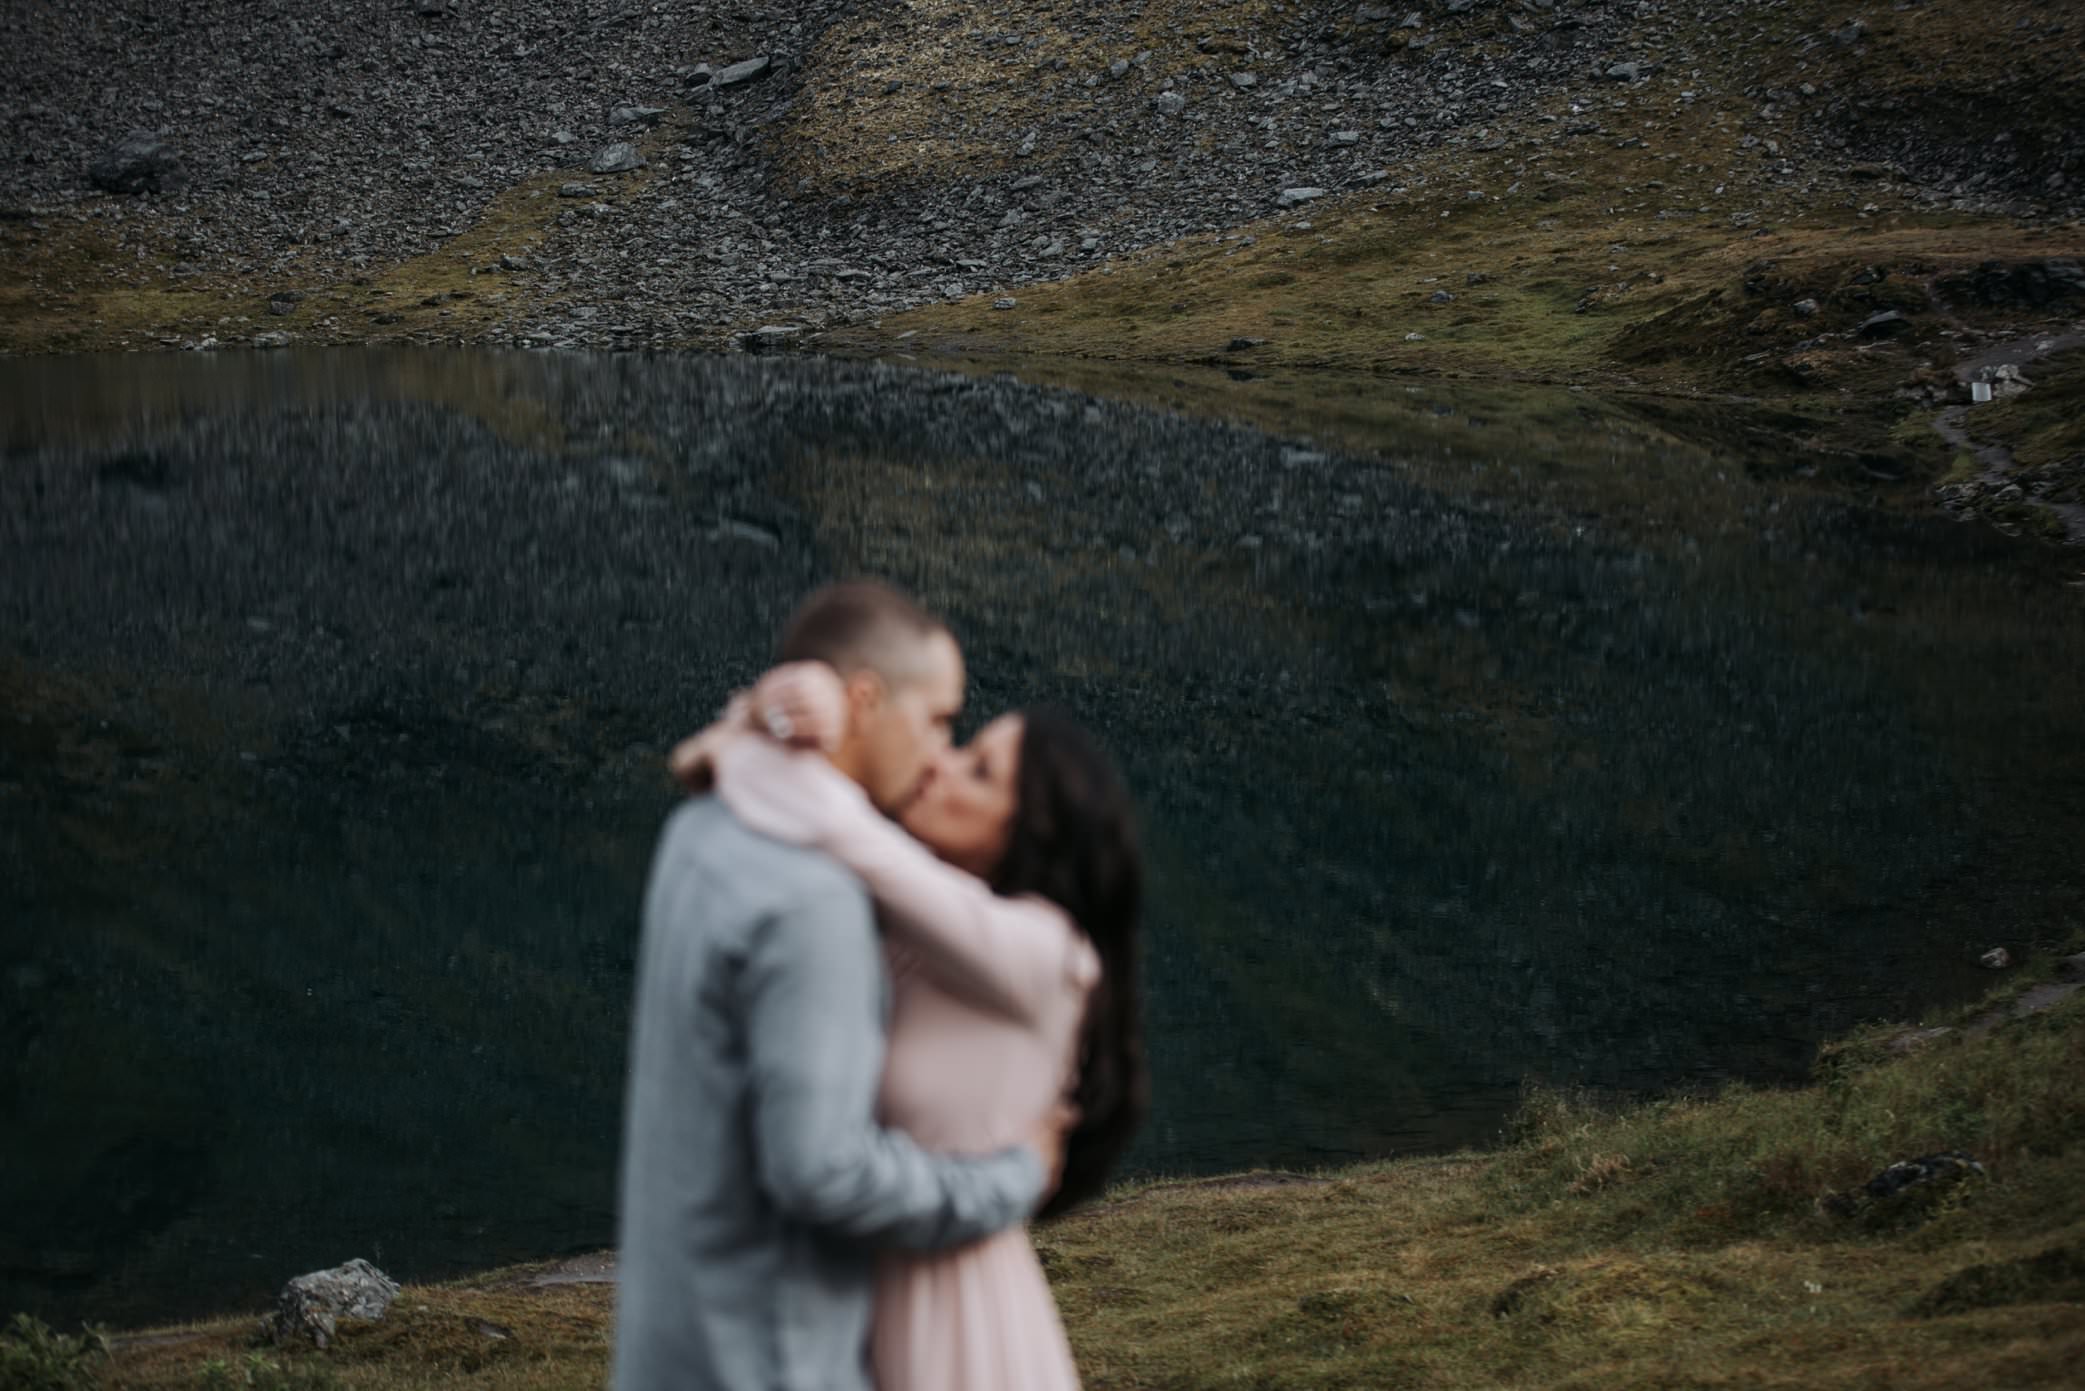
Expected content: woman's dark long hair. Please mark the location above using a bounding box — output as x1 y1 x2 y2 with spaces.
990 708 1147 1220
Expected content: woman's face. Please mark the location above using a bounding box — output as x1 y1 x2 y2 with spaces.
898 713 1024 879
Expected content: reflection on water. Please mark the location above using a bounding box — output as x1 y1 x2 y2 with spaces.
3 350 2079 1327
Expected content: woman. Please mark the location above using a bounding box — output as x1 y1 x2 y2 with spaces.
671 663 1147 1391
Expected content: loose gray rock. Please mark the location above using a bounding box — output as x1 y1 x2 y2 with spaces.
1229 72 1259 89
738 324 803 351
1821 1152 1984 1218
265 1258 400 1348
1604 62 1651 82
1979 946 2012 969
590 143 643 174
1278 187 1326 208
993 296 1018 310
1793 297 1821 317
88 129 185 194
713 55 773 88
610 106 665 127
1154 91 1187 116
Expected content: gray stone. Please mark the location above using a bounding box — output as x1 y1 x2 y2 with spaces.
590 143 643 174
992 297 1018 310
558 182 597 198
1429 289 1455 304
265 1259 399 1348
610 106 666 127
1277 187 1326 208
1603 62 1651 82
1882 1025 1955 1055
1821 1152 1983 1218
1154 91 1187 116
250 330 291 349
1327 130 1361 145
88 129 185 194
1979 946 2012 970
713 55 773 88
739 325 803 352
1793 297 1821 317
1857 309 1909 337
1229 72 1259 89
1108 58 1130 80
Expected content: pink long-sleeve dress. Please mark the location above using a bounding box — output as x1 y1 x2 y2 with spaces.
713 737 1097 1391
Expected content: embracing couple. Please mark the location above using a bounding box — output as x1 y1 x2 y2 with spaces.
611 580 1147 1391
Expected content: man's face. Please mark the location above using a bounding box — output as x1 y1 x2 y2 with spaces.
853 630 964 815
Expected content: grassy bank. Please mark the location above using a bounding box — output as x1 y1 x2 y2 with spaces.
25 940 2082 1390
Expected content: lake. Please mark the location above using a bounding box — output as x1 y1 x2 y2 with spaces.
3 349 2080 1328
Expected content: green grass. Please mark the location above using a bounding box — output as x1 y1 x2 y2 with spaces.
63 943 2085 1391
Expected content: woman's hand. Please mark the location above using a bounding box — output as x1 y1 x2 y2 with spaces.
668 694 755 792
752 662 848 754
666 663 846 792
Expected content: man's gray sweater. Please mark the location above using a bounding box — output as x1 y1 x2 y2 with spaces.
611 796 1043 1391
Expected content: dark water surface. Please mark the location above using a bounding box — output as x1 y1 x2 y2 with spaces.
3 350 2080 1327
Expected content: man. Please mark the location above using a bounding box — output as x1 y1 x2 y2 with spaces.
613 581 1063 1391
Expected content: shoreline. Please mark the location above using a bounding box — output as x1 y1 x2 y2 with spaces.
41 943 2085 1390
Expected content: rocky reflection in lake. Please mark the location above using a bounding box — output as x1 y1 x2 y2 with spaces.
3 351 2080 1327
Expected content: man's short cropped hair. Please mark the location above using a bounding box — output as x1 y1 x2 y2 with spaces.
776 580 949 683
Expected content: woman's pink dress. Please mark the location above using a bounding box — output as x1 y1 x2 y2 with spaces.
715 738 1098 1391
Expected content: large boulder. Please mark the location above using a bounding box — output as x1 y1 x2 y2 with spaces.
88 130 185 194
263 1258 400 1348
590 143 642 174
711 55 773 88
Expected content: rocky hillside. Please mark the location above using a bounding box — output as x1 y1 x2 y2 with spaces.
2 0 2080 354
